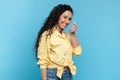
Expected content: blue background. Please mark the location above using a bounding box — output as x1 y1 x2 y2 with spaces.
0 0 120 80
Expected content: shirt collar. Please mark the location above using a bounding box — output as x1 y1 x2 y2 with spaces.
52 28 65 39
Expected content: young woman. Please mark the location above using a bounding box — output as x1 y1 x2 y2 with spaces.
35 4 82 80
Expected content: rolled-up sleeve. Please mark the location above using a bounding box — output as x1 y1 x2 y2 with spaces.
66 33 82 56
37 32 49 68
72 45 82 56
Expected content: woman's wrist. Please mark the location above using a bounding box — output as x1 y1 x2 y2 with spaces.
70 32 76 36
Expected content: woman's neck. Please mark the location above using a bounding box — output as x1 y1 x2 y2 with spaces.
54 25 63 34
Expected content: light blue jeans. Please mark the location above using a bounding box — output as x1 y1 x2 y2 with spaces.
46 68 72 80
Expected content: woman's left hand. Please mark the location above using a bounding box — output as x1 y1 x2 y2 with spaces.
70 22 78 34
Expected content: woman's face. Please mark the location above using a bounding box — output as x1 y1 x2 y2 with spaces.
57 10 72 31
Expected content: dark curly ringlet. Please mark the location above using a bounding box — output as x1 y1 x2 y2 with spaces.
35 4 73 55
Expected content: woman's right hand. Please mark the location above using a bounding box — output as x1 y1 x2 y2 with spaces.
70 22 78 34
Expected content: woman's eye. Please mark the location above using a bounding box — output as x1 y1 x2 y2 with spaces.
64 16 67 19
63 16 72 21
69 18 71 21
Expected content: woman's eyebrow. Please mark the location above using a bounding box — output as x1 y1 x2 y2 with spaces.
63 14 72 19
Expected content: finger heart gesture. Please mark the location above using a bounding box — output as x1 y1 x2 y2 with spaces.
70 22 78 34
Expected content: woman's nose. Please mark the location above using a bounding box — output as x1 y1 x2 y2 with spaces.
66 19 70 24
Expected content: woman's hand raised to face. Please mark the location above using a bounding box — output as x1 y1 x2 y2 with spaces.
70 22 78 34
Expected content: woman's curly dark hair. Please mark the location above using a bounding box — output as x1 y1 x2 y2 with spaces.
35 4 73 55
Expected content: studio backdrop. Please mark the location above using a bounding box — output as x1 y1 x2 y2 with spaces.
0 0 120 80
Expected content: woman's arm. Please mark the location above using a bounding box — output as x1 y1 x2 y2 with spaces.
37 31 49 80
70 22 80 47
41 68 47 80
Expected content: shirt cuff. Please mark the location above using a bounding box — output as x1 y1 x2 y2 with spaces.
37 61 47 68
73 45 82 56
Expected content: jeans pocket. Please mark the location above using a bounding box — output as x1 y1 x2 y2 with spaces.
46 68 57 79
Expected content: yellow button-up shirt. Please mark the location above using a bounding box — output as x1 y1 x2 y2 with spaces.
37 29 82 78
